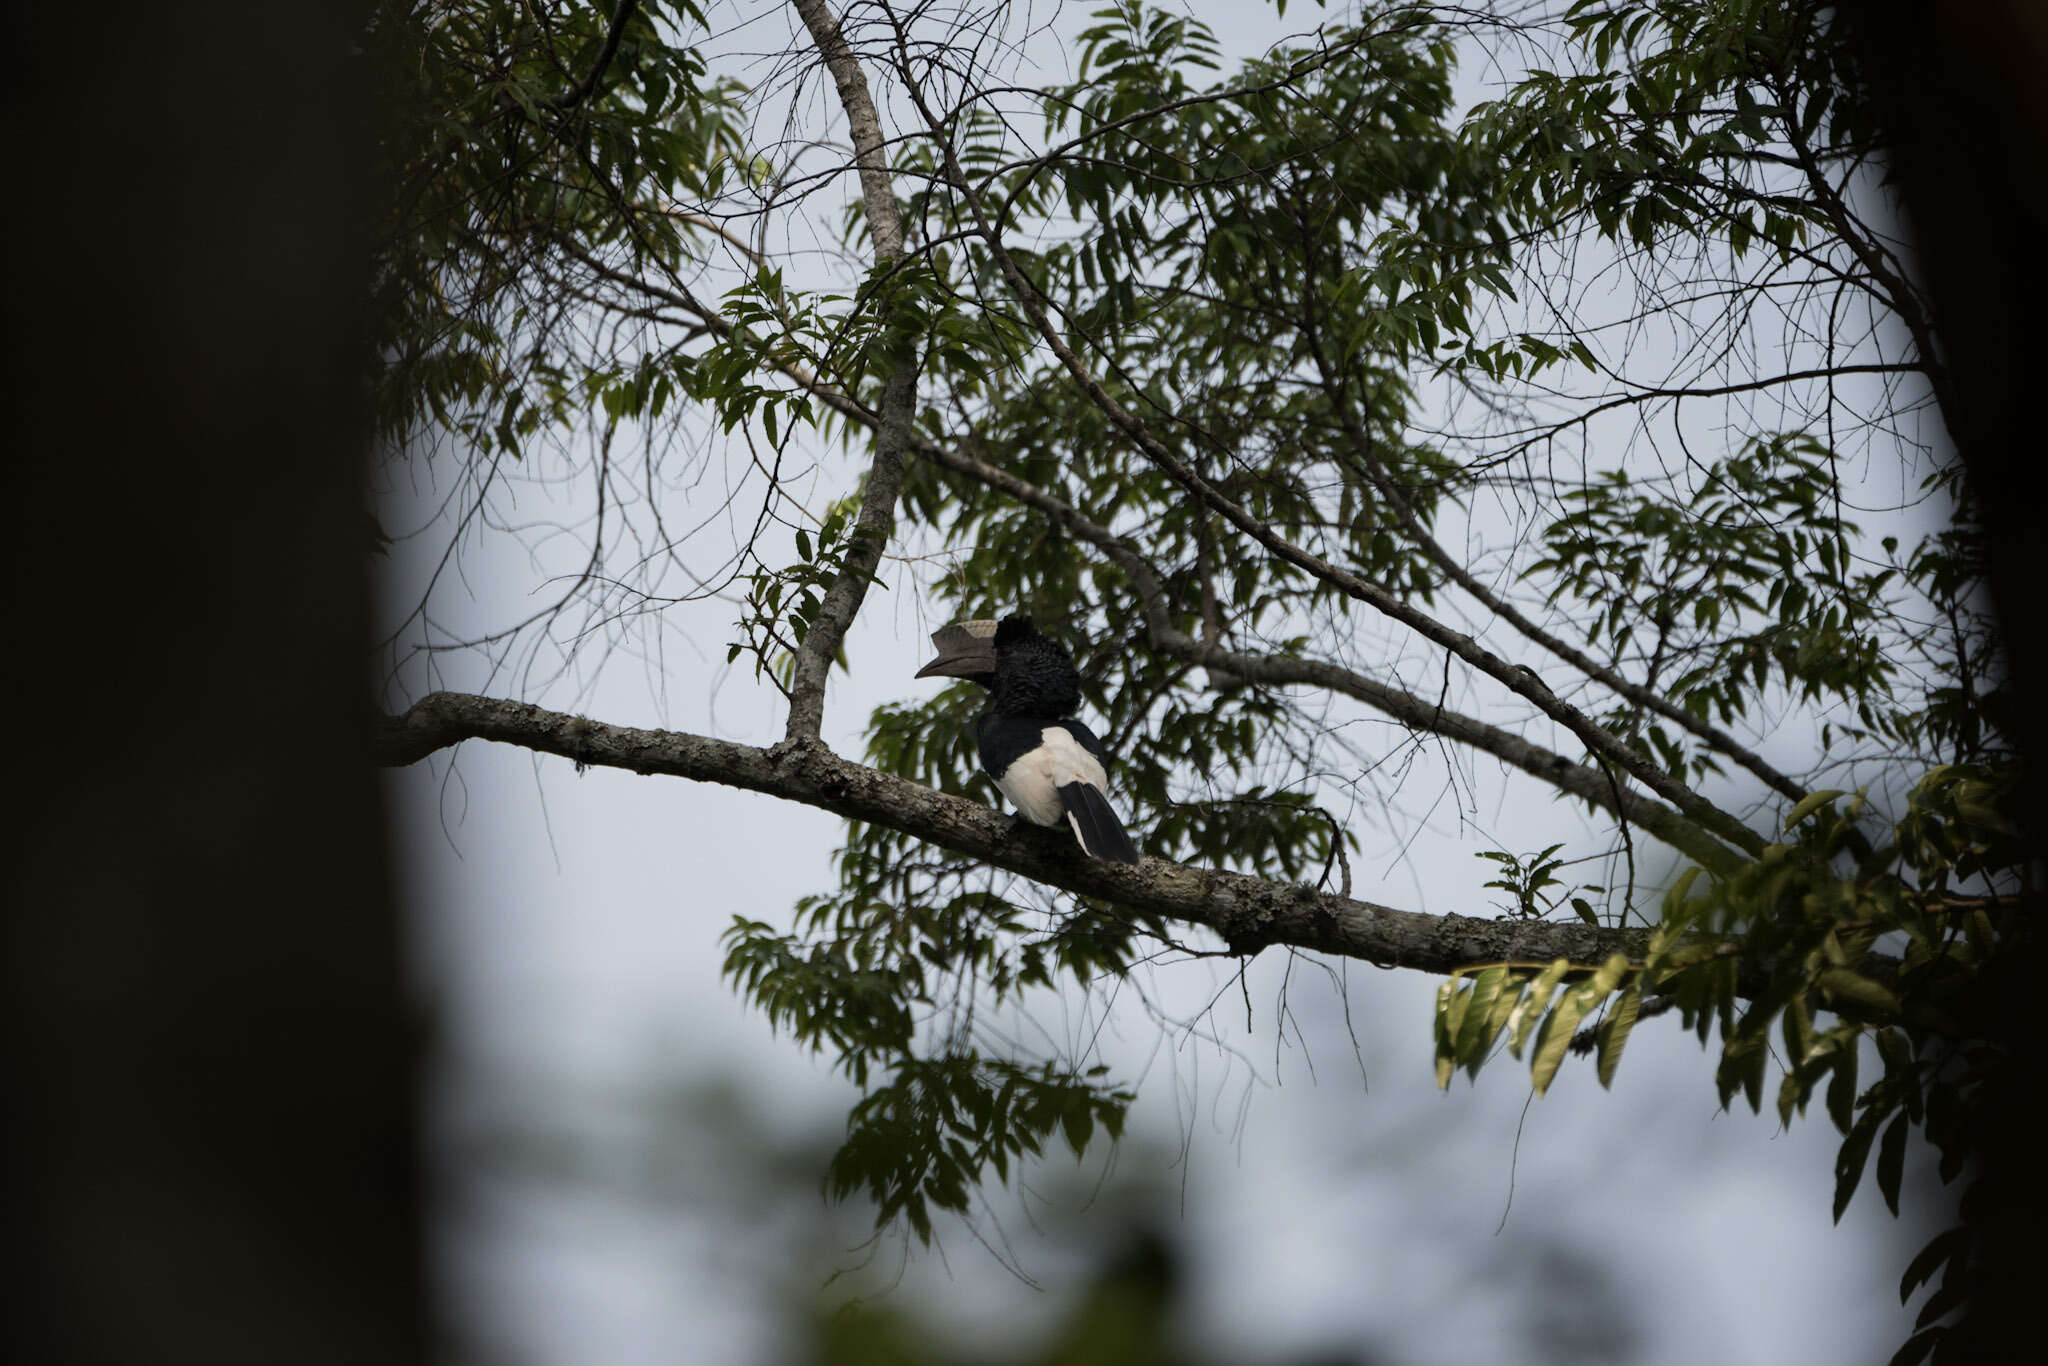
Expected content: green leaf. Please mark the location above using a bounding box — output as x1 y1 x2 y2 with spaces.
1061 1102 1093 1156
1785 789 1847 830
905 1196 932 1245
1899 1228 1963 1304
1914 1277 1968 1331
1833 1109 1883 1223
1876 1111 1910 1217
1528 998 1580 1097
1776 1063 1805 1130
1532 968 1614 1097
1453 965 1511 1064
1508 959 1572 1057
1885 1327 1941 1366
1719 1034 1769 1114
1433 977 1459 1090
1825 1039 1859 1134
1874 1028 1912 1078
1588 952 1631 996
1595 981 1641 1088
1818 968 1902 1017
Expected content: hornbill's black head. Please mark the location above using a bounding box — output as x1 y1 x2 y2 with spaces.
915 615 1083 718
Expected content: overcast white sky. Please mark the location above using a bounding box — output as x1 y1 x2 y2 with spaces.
381 3 1954 1361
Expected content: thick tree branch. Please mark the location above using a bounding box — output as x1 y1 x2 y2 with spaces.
782 0 919 742
375 690 1660 973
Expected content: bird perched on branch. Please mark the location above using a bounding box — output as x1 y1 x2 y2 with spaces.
916 615 1142 865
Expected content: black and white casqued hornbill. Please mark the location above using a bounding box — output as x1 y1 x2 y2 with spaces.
915 615 1142 865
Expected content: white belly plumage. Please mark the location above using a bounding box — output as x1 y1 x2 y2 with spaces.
994 725 1110 827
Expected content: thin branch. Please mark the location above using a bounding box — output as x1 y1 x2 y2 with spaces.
1769 63 1954 425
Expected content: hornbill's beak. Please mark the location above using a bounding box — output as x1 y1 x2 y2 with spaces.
915 619 999 679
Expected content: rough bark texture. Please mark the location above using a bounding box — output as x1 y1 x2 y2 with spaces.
378 691 1655 973
782 0 918 741
3 1 425 1361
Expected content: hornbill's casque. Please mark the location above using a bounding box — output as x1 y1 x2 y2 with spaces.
916 615 1142 865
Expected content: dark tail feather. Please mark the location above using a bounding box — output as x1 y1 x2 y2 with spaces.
1058 782 1141 864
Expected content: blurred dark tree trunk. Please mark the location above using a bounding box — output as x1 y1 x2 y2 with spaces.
2 3 426 1362
1846 4 2048 1360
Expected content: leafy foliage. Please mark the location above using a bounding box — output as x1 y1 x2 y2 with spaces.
1475 842 1605 923
371 0 749 458
1437 763 2023 1359
1527 438 1897 778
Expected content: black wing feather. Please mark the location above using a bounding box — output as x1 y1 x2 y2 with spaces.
975 715 1044 781
1057 782 1141 864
